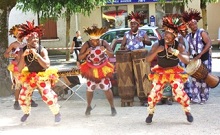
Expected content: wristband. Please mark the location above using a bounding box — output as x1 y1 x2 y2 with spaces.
172 49 179 56
34 53 39 59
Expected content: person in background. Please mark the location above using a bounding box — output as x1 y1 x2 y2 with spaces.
70 30 83 68
120 11 152 106
78 25 117 116
177 21 192 100
17 20 61 123
182 8 212 105
4 24 38 110
145 14 193 124
121 11 151 50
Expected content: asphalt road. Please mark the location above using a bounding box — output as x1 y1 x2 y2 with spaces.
1 54 220 135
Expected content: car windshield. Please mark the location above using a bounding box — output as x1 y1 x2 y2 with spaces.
101 26 163 44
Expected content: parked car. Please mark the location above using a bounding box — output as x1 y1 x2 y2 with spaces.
100 25 162 45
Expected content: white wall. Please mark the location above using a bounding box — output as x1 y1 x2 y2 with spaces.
8 6 38 45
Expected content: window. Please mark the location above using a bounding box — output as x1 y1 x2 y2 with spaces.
134 4 149 26
155 3 184 28
102 5 128 29
41 19 58 39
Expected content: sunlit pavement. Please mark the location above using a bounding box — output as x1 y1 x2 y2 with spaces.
1 52 220 135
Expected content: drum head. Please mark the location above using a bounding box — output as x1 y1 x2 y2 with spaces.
186 59 201 75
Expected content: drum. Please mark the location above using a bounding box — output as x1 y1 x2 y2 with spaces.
204 74 220 88
186 59 220 88
186 59 208 80
130 49 151 103
116 50 135 107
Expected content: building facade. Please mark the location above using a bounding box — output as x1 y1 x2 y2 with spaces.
8 0 220 49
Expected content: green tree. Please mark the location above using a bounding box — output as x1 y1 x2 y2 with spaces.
0 0 17 96
158 0 219 30
0 0 112 96
16 0 112 61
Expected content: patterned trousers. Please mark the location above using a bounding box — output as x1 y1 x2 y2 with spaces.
148 79 191 114
18 80 60 115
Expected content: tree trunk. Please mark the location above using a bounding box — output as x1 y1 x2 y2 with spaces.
65 9 71 61
0 9 13 97
200 0 208 30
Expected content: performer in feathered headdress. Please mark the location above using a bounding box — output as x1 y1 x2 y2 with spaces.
120 11 152 106
17 20 61 123
78 25 117 116
145 14 193 124
4 24 38 110
182 8 212 105
121 11 151 50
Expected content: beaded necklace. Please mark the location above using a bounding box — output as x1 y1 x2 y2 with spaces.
165 41 178 60
26 45 38 66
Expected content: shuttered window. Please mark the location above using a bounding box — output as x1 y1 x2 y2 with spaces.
41 19 58 39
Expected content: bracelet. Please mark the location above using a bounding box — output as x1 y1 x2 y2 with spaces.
172 49 179 56
34 53 39 59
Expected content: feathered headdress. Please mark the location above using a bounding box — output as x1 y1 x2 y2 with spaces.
9 24 21 38
84 25 108 39
18 20 43 39
127 11 146 25
182 8 202 25
162 14 187 37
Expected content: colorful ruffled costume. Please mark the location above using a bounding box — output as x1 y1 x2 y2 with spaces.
19 67 59 88
80 45 114 91
17 20 61 120
148 65 188 83
146 14 193 124
81 59 114 83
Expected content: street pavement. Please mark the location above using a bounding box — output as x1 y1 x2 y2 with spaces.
1 51 220 135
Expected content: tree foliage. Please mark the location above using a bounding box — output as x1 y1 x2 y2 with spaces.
16 0 113 61
158 0 219 30
16 0 113 20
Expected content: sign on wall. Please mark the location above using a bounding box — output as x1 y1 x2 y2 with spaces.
115 15 125 28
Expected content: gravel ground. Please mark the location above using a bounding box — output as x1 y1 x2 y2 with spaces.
1 57 220 135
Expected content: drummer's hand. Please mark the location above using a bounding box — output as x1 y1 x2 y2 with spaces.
156 46 164 53
120 46 126 50
192 54 201 61
139 37 145 42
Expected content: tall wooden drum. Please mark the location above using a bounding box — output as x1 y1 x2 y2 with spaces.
131 49 151 104
116 50 135 107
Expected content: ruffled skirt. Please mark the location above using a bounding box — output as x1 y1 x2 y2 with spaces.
18 67 59 88
80 60 114 83
148 65 188 83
